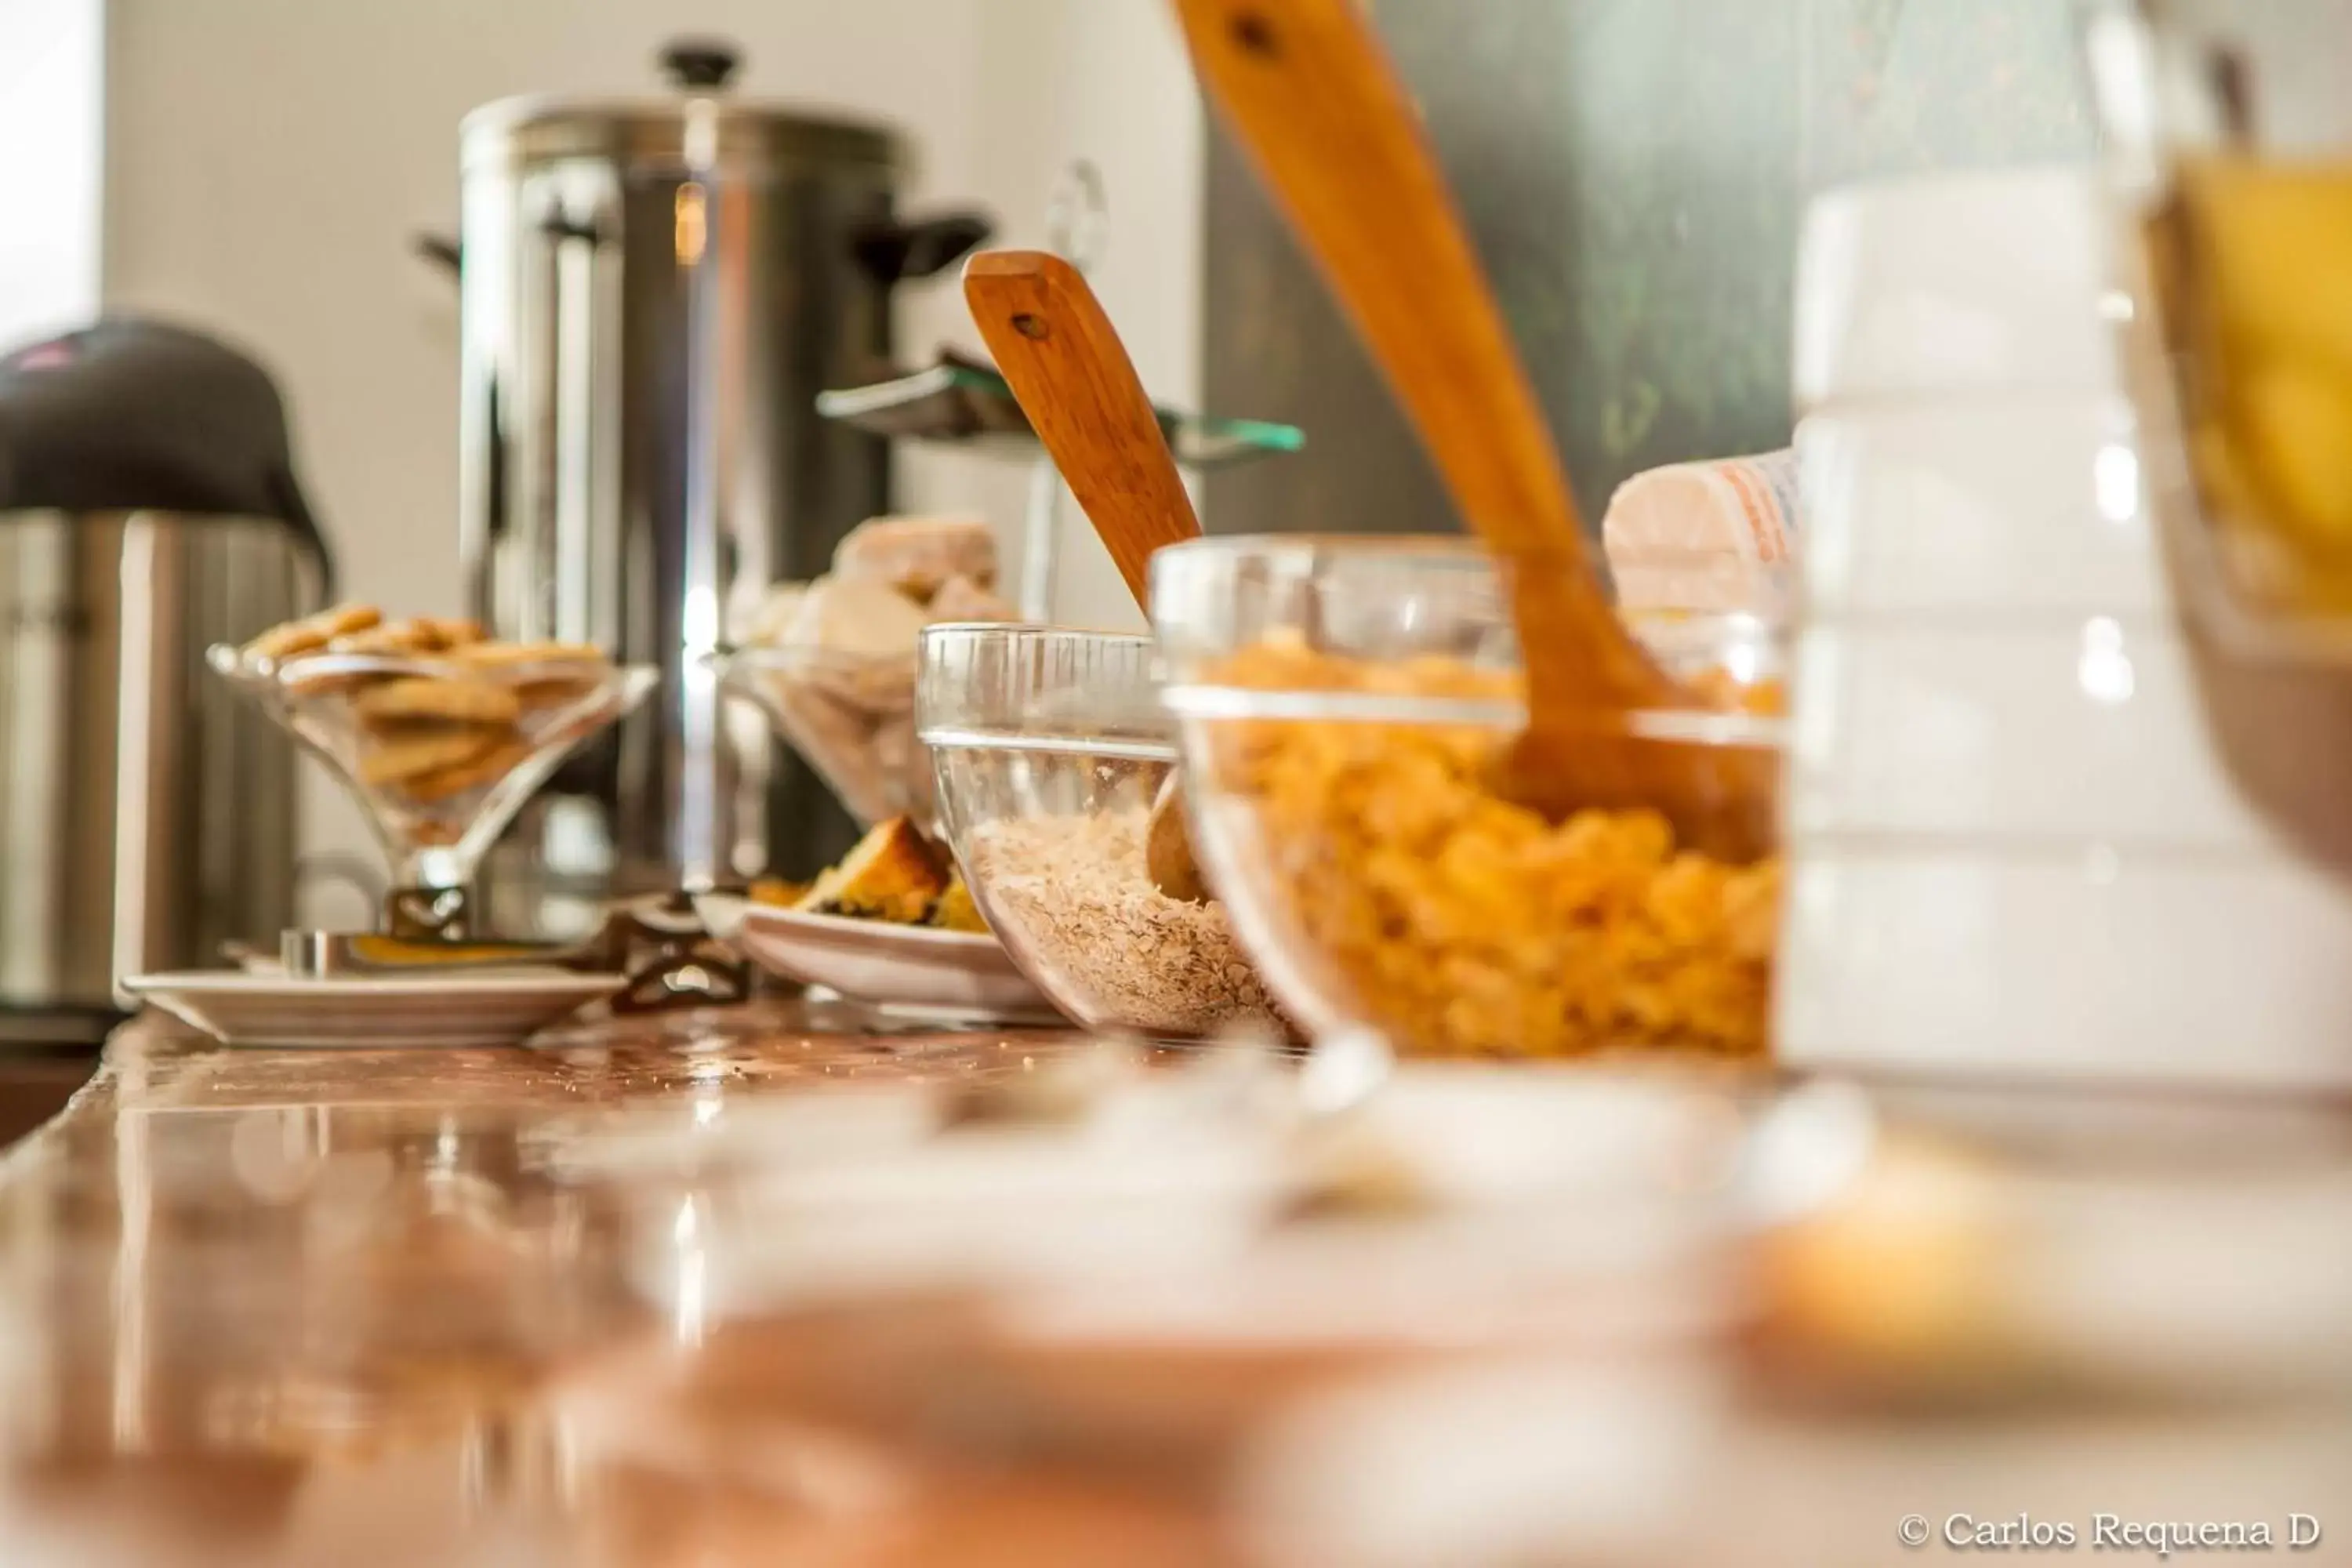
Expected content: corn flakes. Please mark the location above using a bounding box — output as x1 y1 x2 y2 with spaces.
1199 638 1780 1060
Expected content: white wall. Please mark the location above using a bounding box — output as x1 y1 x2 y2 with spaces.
0 0 103 347
943 0 1204 633
96 0 1201 891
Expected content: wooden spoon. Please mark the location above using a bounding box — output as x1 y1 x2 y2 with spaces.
962 249 1212 903
1170 0 1771 860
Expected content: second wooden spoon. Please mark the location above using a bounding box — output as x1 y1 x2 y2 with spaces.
1171 0 1773 862
963 249 1212 903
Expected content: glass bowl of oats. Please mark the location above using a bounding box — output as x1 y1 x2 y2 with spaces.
1152 536 1791 1062
916 622 1290 1040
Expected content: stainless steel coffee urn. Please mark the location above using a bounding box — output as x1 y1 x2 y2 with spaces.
0 321 327 1045
456 39 988 919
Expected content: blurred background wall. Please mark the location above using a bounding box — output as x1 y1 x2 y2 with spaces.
1201 0 2097 535
81 0 1200 895
6 0 2122 895
0 0 102 347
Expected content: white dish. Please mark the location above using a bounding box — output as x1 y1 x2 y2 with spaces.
122 968 623 1049
1788 619 2274 848
1797 394 2164 617
1775 844 2352 1091
695 893 1060 1025
1792 164 2116 410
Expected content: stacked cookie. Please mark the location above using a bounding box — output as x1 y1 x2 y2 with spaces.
239 604 614 813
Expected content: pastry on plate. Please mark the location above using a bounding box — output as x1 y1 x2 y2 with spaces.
830 514 997 603
930 872 987 935
795 816 951 925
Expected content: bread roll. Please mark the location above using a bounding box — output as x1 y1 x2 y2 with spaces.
831 515 997 602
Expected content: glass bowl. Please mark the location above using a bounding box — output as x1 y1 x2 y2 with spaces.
1152 536 1790 1062
2084 0 2352 654
916 622 1289 1040
713 644 932 829
210 644 656 935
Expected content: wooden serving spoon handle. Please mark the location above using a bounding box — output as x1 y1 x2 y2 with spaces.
964 250 1212 903
1168 0 1673 710
1171 0 1773 859
964 250 1204 601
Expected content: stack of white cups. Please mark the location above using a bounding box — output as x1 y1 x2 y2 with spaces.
1774 166 2352 1091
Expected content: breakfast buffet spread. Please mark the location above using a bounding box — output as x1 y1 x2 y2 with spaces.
31 4 2352 1565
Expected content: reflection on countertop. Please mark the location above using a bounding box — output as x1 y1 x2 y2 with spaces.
1 1006 2349 1567
0 1003 1099 1566
0 1055 95 1149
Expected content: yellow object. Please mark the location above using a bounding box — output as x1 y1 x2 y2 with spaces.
1200 642 1780 1060
2226 352 2352 550
930 873 989 934
795 816 948 925
2163 157 2352 591
747 877 806 908
1762 1135 2007 1368
2184 157 2352 370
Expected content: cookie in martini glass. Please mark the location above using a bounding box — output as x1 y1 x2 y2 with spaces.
212 605 657 936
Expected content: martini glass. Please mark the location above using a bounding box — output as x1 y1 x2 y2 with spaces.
710 643 936 829
210 644 657 937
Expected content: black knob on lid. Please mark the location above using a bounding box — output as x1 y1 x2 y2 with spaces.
660 38 740 91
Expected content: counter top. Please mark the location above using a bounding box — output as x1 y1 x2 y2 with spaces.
0 1001 1120 1566
2 1004 2347 1567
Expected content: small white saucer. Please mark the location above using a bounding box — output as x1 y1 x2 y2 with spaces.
695 894 1060 1025
122 969 625 1049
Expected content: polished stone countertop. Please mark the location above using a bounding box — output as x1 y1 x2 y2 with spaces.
0 1001 1142 1566
2 1003 2347 1567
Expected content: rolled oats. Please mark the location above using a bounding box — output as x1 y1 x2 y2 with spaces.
967 808 1288 1040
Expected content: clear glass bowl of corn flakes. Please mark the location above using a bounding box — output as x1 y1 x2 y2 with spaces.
1152 536 1790 1062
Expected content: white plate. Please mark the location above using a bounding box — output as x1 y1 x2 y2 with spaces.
122 969 624 1049
696 893 1059 1025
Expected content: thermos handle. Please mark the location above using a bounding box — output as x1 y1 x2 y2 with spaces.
413 233 462 275
434 212 987 284
851 210 994 285
412 215 600 280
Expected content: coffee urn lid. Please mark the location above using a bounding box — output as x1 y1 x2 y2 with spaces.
462 37 906 175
